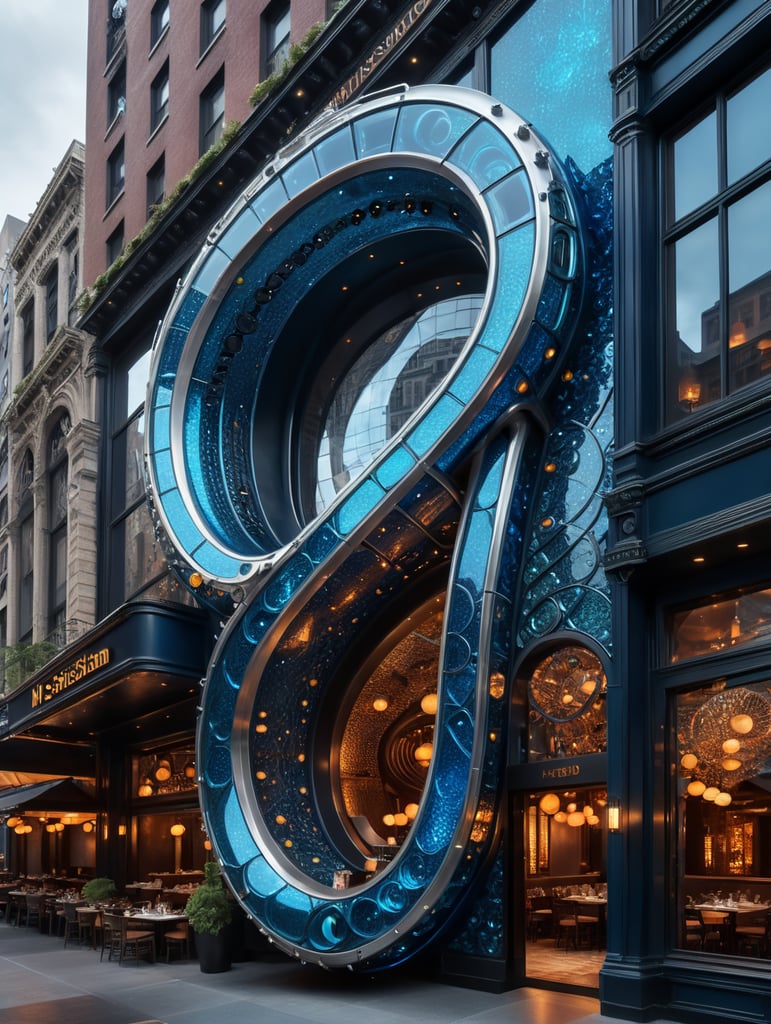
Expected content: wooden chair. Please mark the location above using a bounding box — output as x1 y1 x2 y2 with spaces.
527 895 553 942
700 909 728 952
164 919 190 961
683 906 704 949
62 901 85 947
553 899 600 951
735 910 771 957
77 906 102 948
23 893 42 929
102 912 156 964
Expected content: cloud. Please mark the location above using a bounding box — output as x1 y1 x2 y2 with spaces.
0 1 87 223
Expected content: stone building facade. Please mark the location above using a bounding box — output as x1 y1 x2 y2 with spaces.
1 141 99 679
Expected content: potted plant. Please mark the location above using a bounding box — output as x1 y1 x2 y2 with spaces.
81 877 117 904
184 861 233 973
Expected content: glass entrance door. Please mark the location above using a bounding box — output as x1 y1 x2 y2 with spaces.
523 783 608 990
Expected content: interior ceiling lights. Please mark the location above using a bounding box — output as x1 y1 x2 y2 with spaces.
679 687 771 805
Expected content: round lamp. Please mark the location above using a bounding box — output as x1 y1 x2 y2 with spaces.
539 793 561 816
553 811 568 823
722 738 741 755
680 753 698 771
154 758 172 782
170 823 186 836
687 780 706 797
714 792 732 807
138 777 154 797
372 696 389 712
703 787 720 801
404 803 419 820
420 692 438 716
567 811 586 827
414 742 433 766
730 714 754 735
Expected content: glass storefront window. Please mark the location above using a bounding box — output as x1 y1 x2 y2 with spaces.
669 585 771 662
674 680 771 956
666 64 771 423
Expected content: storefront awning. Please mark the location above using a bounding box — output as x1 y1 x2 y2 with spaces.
0 777 96 814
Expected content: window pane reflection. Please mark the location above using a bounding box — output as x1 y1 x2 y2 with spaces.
671 217 719 416
315 295 482 514
728 181 771 393
669 586 771 662
673 112 717 221
728 67 771 184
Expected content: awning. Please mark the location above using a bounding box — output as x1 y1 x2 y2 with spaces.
0 777 96 814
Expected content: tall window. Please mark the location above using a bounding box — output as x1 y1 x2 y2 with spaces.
199 67 224 154
147 155 165 217
66 233 79 321
44 263 58 342
18 451 34 643
21 301 34 377
665 64 771 423
48 417 69 642
150 60 170 132
107 0 126 63
107 138 125 207
109 348 194 609
106 221 124 268
263 1 290 78
201 0 226 54
108 60 126 125
150 0 170 48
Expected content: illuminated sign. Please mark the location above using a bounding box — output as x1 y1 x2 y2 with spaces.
31 648 110 709
541 763 581 780
330 0 434 107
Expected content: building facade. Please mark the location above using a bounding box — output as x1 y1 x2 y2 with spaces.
84 0 329 284
0 1 770 1021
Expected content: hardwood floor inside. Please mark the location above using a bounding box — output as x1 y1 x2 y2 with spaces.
525 936 605 990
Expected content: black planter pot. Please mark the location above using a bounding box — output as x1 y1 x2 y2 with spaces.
193 928 232 973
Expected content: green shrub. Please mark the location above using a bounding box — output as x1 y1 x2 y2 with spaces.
81 877 117 903
184 861 233 936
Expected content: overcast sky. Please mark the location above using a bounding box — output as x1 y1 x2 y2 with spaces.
0 1 88 226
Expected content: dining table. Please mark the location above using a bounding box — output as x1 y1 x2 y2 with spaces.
693 900 770 953
123 909 189 958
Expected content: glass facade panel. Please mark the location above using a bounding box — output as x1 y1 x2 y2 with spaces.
727 66 771 185
670 217 719 416
490 0 612 173
314 296 482 514
675 681 771 956
669 586 771 662
122 499 165 600
666 62 771 424
673 112 717 221
728 180 771 393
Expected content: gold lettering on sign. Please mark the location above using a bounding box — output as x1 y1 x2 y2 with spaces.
31 648 110 709
330 0 433 108
540 763 581 780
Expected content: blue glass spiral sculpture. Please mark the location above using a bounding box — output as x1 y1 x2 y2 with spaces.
145 84 608 970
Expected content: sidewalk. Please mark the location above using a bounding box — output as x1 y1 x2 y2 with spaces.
0 920 679 1024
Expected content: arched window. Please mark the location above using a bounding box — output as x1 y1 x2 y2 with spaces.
48 415 70 643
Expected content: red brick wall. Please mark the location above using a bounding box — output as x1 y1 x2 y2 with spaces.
84 0 327 287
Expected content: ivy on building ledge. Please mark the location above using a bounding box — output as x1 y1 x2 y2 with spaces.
0 641 59 695
75 119 243 315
